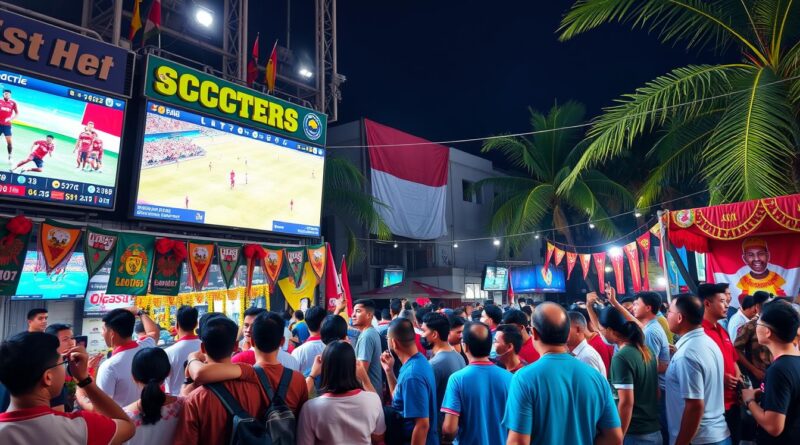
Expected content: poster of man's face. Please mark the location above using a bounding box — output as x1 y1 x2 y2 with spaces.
742 238 770 276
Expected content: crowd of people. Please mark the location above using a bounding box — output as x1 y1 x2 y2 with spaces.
0 285 799 445
142 138 207 167
145 115 203 135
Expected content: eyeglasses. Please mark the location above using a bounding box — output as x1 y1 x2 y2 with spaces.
41 357 69 375
756 322 774 331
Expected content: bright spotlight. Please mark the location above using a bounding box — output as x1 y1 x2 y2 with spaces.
493 239 501 246
534 234 540 239
634 211 642 218
195 7 214 28
657 277 667 286
393 243 398 249
453 243 459 248
589 223 596 229
608 246 622 257
298 67 313 79
604 266 613 273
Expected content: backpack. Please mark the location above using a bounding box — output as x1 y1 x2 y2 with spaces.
206 366 297 445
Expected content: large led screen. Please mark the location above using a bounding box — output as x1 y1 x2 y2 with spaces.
133 102 325 235
510 265 566 293
482 265 509 291
0 68 125 209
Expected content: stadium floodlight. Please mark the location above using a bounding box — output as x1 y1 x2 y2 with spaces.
298 67 313 79
195 7 214 28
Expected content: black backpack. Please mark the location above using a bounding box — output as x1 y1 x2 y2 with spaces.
206 366 297 445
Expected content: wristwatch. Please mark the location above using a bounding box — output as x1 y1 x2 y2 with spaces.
76 376 93 388
136 309 147 317
744 398 755 407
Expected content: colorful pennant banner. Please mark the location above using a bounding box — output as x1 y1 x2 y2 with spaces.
307 243 326 280
0 216 33 296
216 242 242 289
566 251 578 280
150 238 187 296
285 247 306 288
107 233 155 296
188 241 215 291
263 246 285 293
38 219 82 274
84 227 118 279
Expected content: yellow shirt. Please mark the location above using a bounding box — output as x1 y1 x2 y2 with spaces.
736 270 787 296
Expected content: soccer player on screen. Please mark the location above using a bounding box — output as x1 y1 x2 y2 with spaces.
230 170 235 189
73 122 95 170
0 89 19 166
12 135 55 173
89 131 104 172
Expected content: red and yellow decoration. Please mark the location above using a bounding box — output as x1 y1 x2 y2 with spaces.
37 219 82 274
306 243 326 280
262 246 284 293
243 243 267 297
188 241 215 291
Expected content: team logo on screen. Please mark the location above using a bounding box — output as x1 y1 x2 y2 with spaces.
303 114 323 141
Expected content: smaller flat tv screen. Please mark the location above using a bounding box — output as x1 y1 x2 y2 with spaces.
482 266 509 291
510 265 566 293
382 268 404 287
12 251 88 300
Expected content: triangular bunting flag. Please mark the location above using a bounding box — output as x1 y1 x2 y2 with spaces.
544 242 555 271
263 246 285 293
188 241 215 291
592 252 607 293
579 254 592 280
84 227 118 279
285 247 306 288
38 219 82 275
150 238 186 296
307 243 326 280
216 242 242 289
566 252 578 280
637 233 652 291
554 247 566 267
624 242 642 292
608 249 625 294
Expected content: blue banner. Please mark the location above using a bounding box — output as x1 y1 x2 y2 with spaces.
0 9 133 97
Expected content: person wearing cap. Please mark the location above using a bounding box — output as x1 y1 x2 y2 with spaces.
735 291 773 385
502 309 540 365
728 295 758 342
736 237 788 297
741 301 800 444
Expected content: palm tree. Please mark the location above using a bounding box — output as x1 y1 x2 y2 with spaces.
323 156 392 264
558 0 800 206
473 102 634 252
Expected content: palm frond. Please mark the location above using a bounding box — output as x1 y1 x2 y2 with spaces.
755 0 800 61
530 101 588 176
703 67 800 203
580 170 636 210
481 136 548 180
562 180 618 238
324 156 366 190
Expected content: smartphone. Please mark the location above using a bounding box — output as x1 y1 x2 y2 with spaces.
73 336 88 348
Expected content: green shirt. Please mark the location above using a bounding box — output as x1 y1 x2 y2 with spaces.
610 345 661 435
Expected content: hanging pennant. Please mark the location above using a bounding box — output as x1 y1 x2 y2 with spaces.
244 244 267 297
637 233 652 291
188 241 215 291
554 247 566 266
608 249 625 294
306 243 326 280
649 222 661 237
37 219 82 275
150 238 187 296
285 247 306 288
566 252 578 279
544 242 556 271
216 242 242 289
592 252 606 292
624 242 642 293
0 216 32 296
262 246 285 293
579 254 592 280
84 227 118 279
107 233 155 296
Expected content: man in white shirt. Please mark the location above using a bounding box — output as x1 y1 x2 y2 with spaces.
727 295 757 341
81 308 158 409
291 306 327 377
164 305 201 395
232 308 299 371
567 311 607 377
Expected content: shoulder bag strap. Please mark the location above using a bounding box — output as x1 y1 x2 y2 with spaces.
205 383 251 419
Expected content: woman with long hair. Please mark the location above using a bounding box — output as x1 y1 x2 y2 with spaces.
297 340 385 445
123 347 184 445
599 306 661 445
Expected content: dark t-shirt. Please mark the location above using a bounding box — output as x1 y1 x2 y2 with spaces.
0 382 67 413
757 355 800 445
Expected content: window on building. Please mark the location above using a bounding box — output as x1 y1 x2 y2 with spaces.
475 187 483 204
462 180 474 203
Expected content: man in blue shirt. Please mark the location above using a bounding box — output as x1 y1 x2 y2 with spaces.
441 321 512 444
504 302 622 445
381 317 439 445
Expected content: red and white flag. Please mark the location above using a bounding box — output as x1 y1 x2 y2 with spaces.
340 256 354 317
624 242 642 292
365 119 449 240
323 243 342 312
566 252 578 279
608 249 625 294
579 254 592 280
637 233 652 290
592 253 607 292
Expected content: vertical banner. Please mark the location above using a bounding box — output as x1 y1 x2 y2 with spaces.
150 238 187 296
84 227 118 279
243 244 266 297
592 252 607 292
285 247 306 288
553 247 566 267
566 252 578 279
216 242 242 289
263 246 285 293
306 243 326 280
624 242 642 292
579 254 592 280
544 242 556 271
637 233 652 291
507 268 515 305
107 233 155 296
608 250 625 294
188 241 215 291
278 263 318 311
38 219 82 275
323 243 342 312
0 216 33 296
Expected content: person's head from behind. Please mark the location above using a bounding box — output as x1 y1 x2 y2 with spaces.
753 291 771 314
27 308 48 333
131 347 171 425
566 311 588 348
421 312 450 349
481 304 502 328
380 308 391 322
470 309 482 322
251 311 286 354
448 315 465 347
531 302 570 350
521 305 533 321
175 305 199 334
200 316 238 361
0 332 64 401
102 308 135 347
667 293 704 334
242 307 267 341
740 295 758 318
698 283 729 321
197 312 226 337
502 309 529 336
319 340 363 395
757 300 800 347
45 323 75 355
389 298 403 317
494 324 522 359
462 321 492 360
294 310 304 322
305 306 327 334
599 306 651 362
387 318 417 356
399 309 418 327
632 291 662 321
352 299 376 329
321 314 348 345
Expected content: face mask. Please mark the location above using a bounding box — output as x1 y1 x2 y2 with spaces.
420 335 433 350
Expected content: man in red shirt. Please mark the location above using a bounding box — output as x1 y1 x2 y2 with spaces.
12 136 55 173
0 89 19 166
699 283 742 444
230 170 235 189
89 131 104 172
502 309 540 364
73 122 95 170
